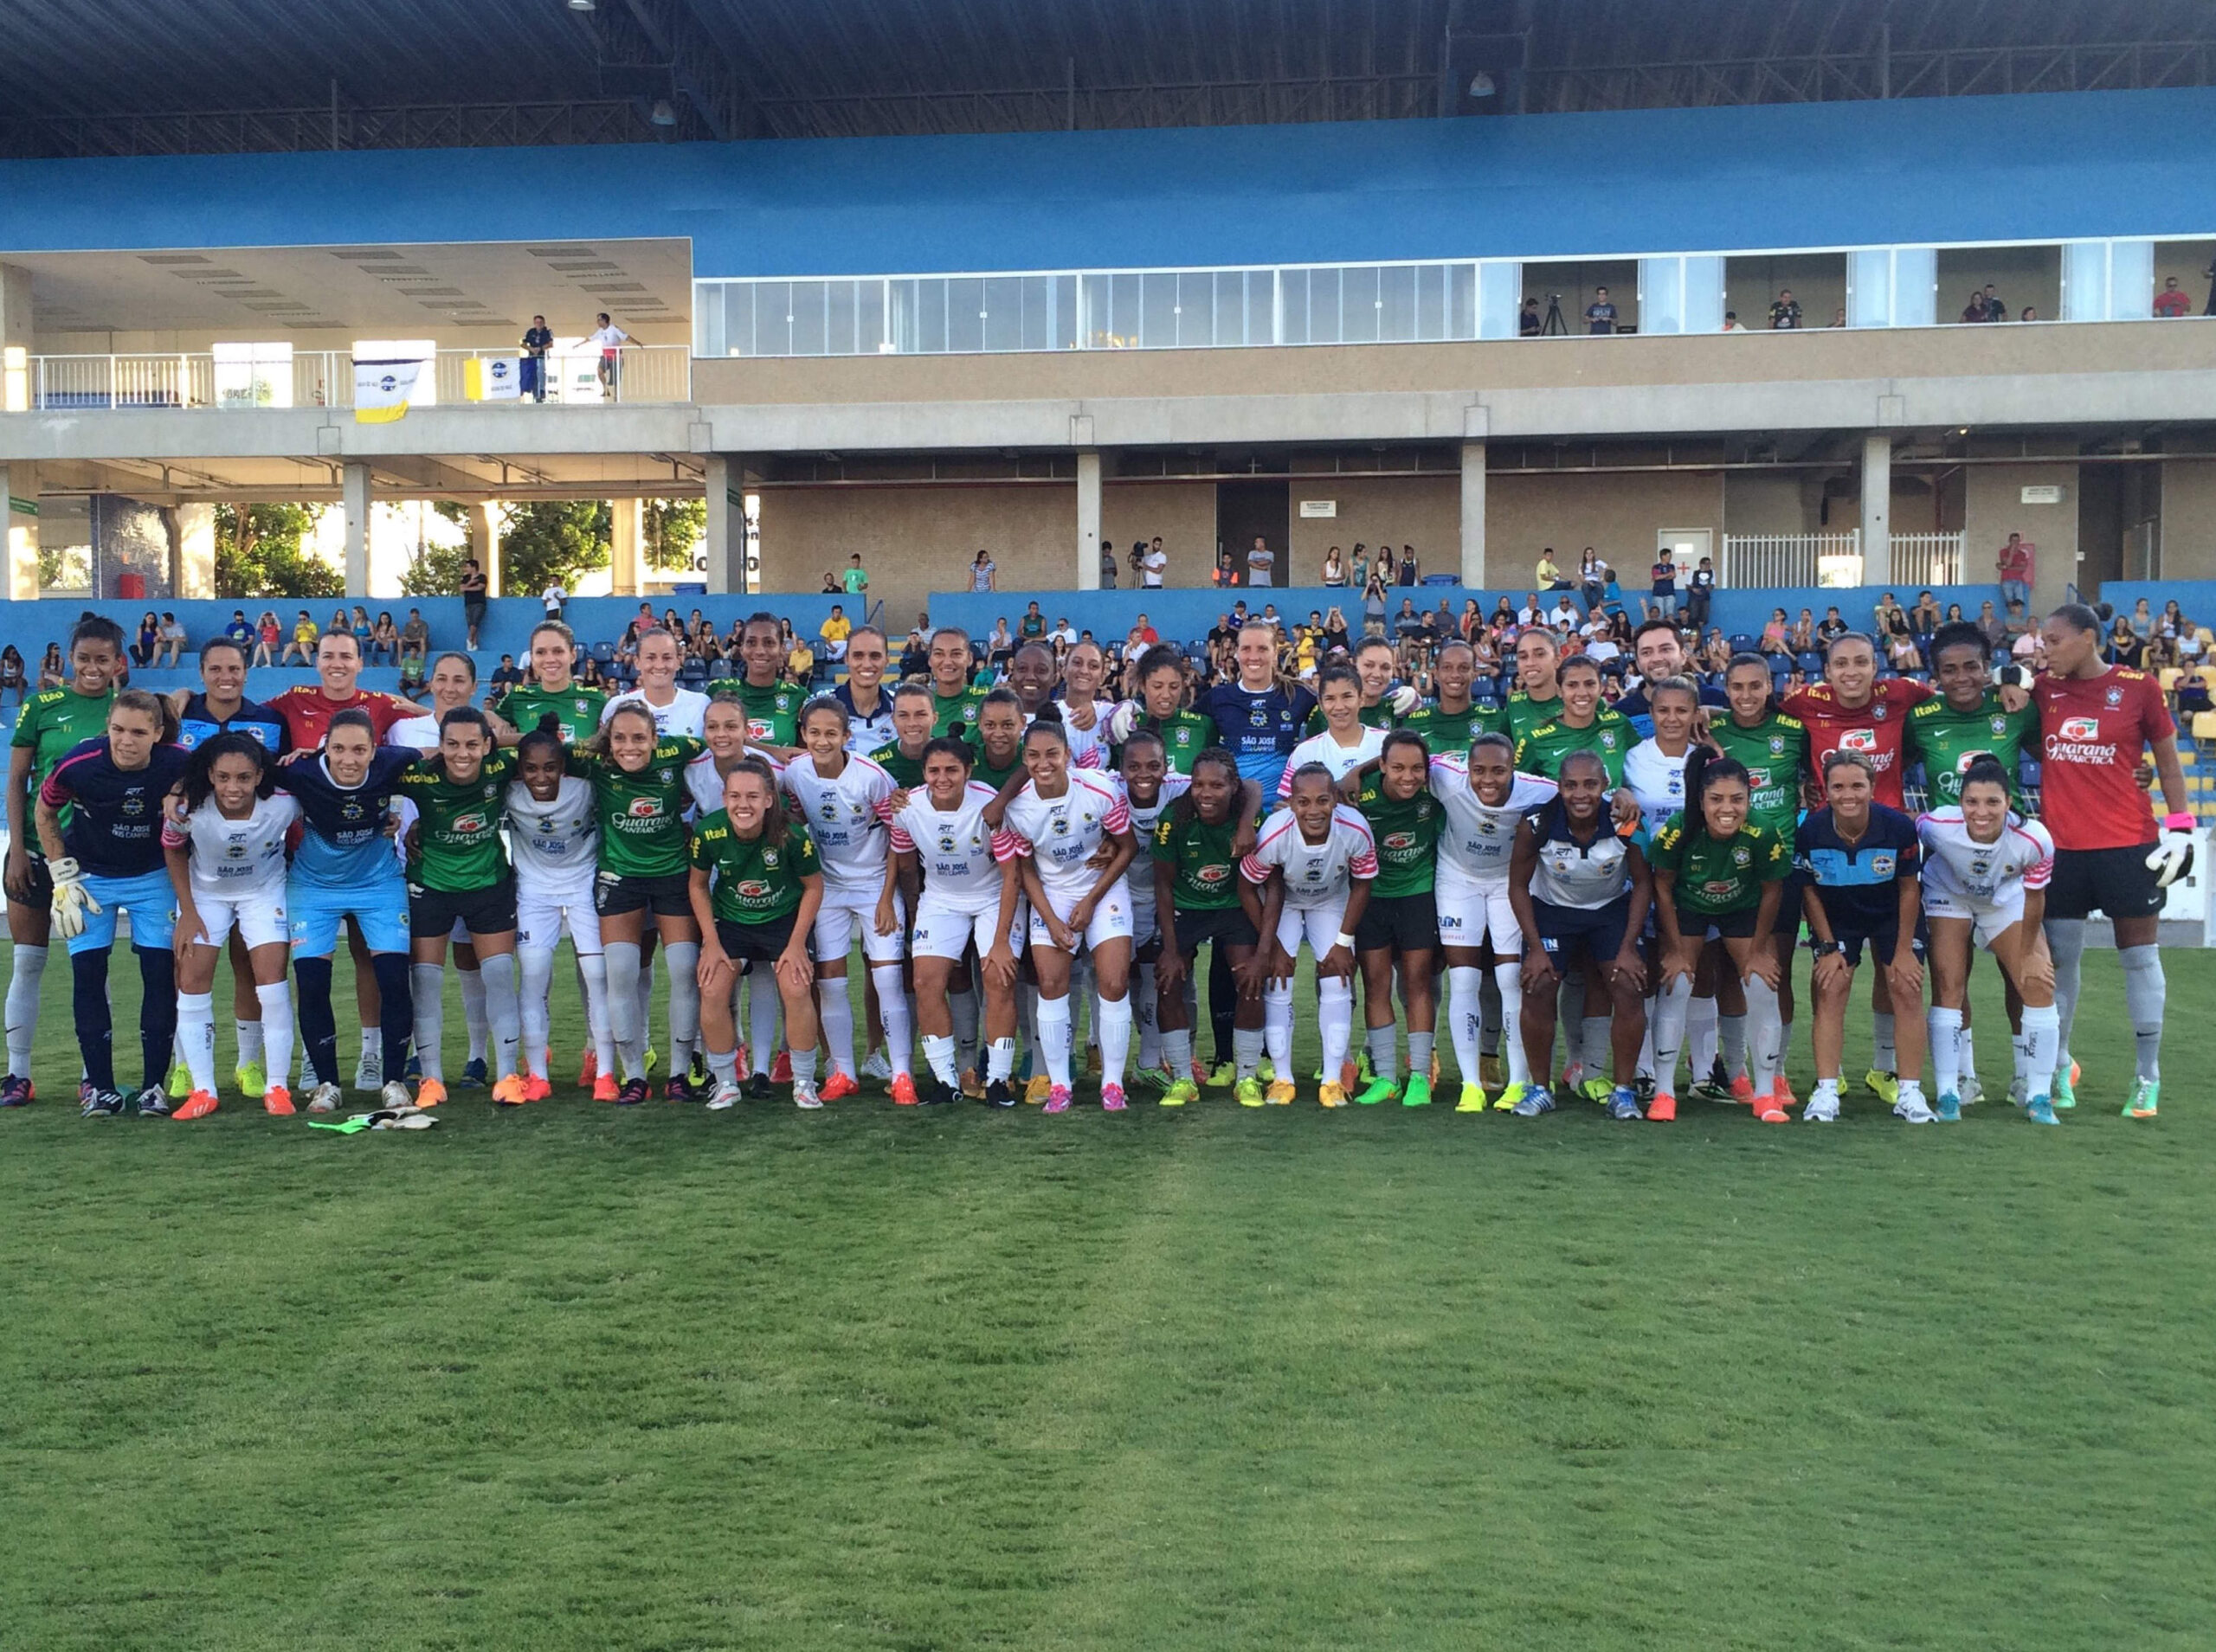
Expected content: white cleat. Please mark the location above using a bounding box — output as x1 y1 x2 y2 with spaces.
355 1049 383 1091
859 1048 894 1083
705 1079 744 1111
1802 1089 1840 1122
1892 1093 1936 1124
306 1082 344 1114
793 1081 822 1110
381 1080 416 1111
1958 1071 1983 1106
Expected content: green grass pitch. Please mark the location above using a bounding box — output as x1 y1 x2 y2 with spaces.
2 939 2213 1649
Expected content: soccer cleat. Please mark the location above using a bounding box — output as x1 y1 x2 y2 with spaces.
356 1047 383 1091
2124 1079 2160 1120
1607 1088 1643 1122
306 1082 343 1113
960 1070 987 1101
1578 1076 1613 1104
1355 1075 1398 1105
1559 1059 1586 1094
1646 1091 1677 1122
1691 1064 1733 1103
1635 1074 1659 1104
2050 1067 2076 1109
689 1051 710 1088
492 1074 531 1106
235 1061 267 1100
262 1084 294 1117
860 1048 894 1083
0 1074 32 1107
770 1050 793 1084
1865 1069 1900 1104
460 1057 490 1090
793 1080 822 1110
414 1077 448 1109
383 1079 418 1112
1024 1075 1053 1105
1479 1051 1506 1090
133 1086 171 1118
166 1059 194 1099
1234 1077 1266 1108
663 1075 698 1104
521 1074 553 1103
642 1044 660 1077
592 1073 621 1102
617 1077 651 1106
984 1078 1016 1109
1258 1057 1277 1083
890 1074 920 1106
818 1071 861 1102
1205 1061 1235 1089
1752 1093 1789 1124
1402 1073 1433 1109
1729 1074 1755 1105
81 1087 126 1118
1126 1064 1170 1093
1161 1078 1200 1107
577 1047 598 1088
1043 1085 1072 1115
1892 1093 1936 1124
1493 1080 1536 1113
1087 1045 1105 1076
1802 1087 1840 1123
172 1089 220 1122
705 1078 744 1111
1454 1080 1486 1114
1935 1092 1962 1123
2007 1076 2029 1108
1769 1074 1798 1109
745 1071 775 1101
1101 1083 1127 1112
1509 1088 1555 1117
1317 1082 1347 1109
1956 1070 1981 1107
918 1077 958 1106
1265 1079 1297 1107
2026 1096 2061 1126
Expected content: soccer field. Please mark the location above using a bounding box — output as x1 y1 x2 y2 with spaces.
2 941 2212 1650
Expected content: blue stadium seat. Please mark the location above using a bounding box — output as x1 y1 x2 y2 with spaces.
678 659 707 691
1729 633 1757 656
707 657 733 679
1795 651 1822 674
589 640 616 665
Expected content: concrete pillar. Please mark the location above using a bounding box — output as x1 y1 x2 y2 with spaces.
705 454 745 595
1860 434 1892 586
472 501 503 595
342 461 372 597
0 464 37 601
1076 450 1103 590
610 498 643 597
0 267 32 415
174 502 215 600
1459 440 1487 588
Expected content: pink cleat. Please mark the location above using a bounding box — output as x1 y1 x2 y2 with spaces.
1101 1083 1127 1112
1043 1085 1073 1114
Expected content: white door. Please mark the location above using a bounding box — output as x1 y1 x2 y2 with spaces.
1658 527 1711 577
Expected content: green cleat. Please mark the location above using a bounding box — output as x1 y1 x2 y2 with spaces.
1401 1073 1433 1108
643 1044 660 1077
234 1061 267 1101
2123 1078 2159 1119
166 1059 194 1099
1864 1068 1899 1104
1579 1076 1613 1103
1493 1080 1537 1113
1454 1080 1486 1113
1160 1078 1200 1108
1355 1075 1398 1105
1205 1062 1235 1089
2050 1065 2077 1109
1234 1076 1266 1108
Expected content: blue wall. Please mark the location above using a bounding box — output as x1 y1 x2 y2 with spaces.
0 87 2209 278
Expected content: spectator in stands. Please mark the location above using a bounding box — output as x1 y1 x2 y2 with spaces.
1982 285 2007 322
398 648 428 700
367 611 396 664
1788 608 1818 654
1872 591 1910 645
820 571 841 595
1246 535 1276 588
1519 297 1542 336
1958 290 1988 324
1490 595 1516 633
821 605 851 663
1994 531 2033 609
1684 556 1715 630
1646 553 1678 620
968 549 998 593
1395 544 1420 586
1051 615 1079 649
2019 306 2039 322
489 654 524 693
1547 590 1581 633
2125 596 2154 641
518 315 554 402
2153 276 2193 318
1517 592 1544 627
1697 628 1732 677
281 611 319 667
0 646 23 709
1831 306 1847 326
1369 545 1395 586
400 607 429 661
1601 565 1627 615
1098 543 1120 588
1536 547 1569 590
1887 628 1923 672
36 641 65 691
1910 591 1943 648
1584 286 1618 334
2178 660 2214 718
128 613 158 668
250 612 279 669
1321 545 1349 587
1760 608 1791 656
1974 600 2007 655
157 613 187 666
1816 605 1849 646
1127 614 1161 652
1578 548 1605 610
1468 629 1501 681
223 609 254 649
350 605 371 646
1323 606 1351 655
787 628 816 686
2108 612 2146 668
843 552 869 600
1016 601 1046 643
459 557 488 649
1213 548 1240 587
1768 288 1802 329
1720 312 1746 331
1140 537 1167 588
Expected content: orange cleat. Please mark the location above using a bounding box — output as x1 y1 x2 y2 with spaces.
592 1072 621 1102
889 1073 919 1106
1646 1092 1677 1122
1339 1058 1361 1093
415 1077 448 1109
1729 1073 1755 1104
492 1074 530 1106
173 1089 220 1122
818 1070 860 1102
522 1074 553 1103
262 1084 294 1117
770 1049 793 1084
577 1047 598 1088
1768 1074 1798 1109
1753 1096 1790 1123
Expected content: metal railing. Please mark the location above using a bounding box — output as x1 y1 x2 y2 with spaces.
15 346 690 411
1888 532 1965 587
1721 530 1964 588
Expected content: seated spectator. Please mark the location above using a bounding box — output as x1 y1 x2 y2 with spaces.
253 611 280 668
398 650 428 701
281 610 319 666
1468 632 1501 679
1910 590 1943 642
489 654 525 692
787 632 817 685
1975 601 2007 654
37 641 65 690
1577 548 1605 608
1583 625 1622 667
1874 593 1913 646
2154 276 2193 318
1888 631 1923 672
2109 614 2146 669
1536 548 1569 590
1547 593 1581 632
0 644 24 708
1817 606 1850 646
2002 600 2032 649
1697 628 1733 676
1760 608 1791 656
131 611 159 668
579 654 608 691
1943 602 1966 630
820 605 852 662
369 611 399 664
1788 609 1817 654
2176 660 2213 717
157 613 188 666
399 607 430 659
1018 601 1047 641
986 618 1015 667
1051 616 1079 648
222 609 254 648
1126 614 1160 652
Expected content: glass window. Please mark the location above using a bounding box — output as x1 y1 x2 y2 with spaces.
1639 256 1684 335
828 280 860 355
1413 265 1444 340
1109 273 1141 348
789 280 827 356
1176 272 1214 348
1381 265 1420 342
1135 273 1173 349
1053 275 1079 349
860 280 886 353
1212 271 1246 345
982 276 1023 351
917 278 948 354
1474 260 1516 338
1015 276 1050 351
1683 255 1725 332
1081 273 1111 347
1342 265 1380 344
2108 240 2154 318
752 281 789 357
947 277 984 352
694 283 720 357
1280 268 1310 344
1307 267 1343 344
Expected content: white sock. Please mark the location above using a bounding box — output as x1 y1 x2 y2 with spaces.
748 974 779 1076
1580 1015 1613 1079
1927 1006 1962 1100
1955 1025 1973 1090
1686 993 1718 1078
1161 1025 1194 1077
1447 966 1485 1083
5 942 48 1078
410 964 447 1081
788 1045 817 1088
1720 1012 1748 1079
1774 1020 1793 1086
950 987 981 1077
1478 967 1503 1056
1096 993 1132 1090
817 977 858 1079
985 1037 1016 1082
707 1045 739 1083
1637 1014 1656 1082
359 1023 381 1069
603 942 644 1078
1234 1025 1266 1081
235 1014 266 1067
458 965 488 1064
519 947 557 1079
1873 1010 1897 1073
1493 961 1530 1084
1743 977 1781 1096
2119 943 2166 1083
869 964 912 1079
1652 976 1693 1095
2012 1030 2030 1096
479 953 522 1079
177 991 218 1094
1317 976 1354 1075
256 980 293 1096
922 1032 961 1086
1261 983 1293 1076
578 951 615 1077
1133 963 1160 1069
2021 1004 2061 1098
635 966 654 1052
662 942 700 1070
1036 993 1073 1088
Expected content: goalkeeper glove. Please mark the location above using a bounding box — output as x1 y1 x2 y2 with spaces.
2147 813 2197 890
48 857 100 942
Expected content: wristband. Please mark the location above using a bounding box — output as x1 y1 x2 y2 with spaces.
2163 812 2194 832
1334 931 1356 951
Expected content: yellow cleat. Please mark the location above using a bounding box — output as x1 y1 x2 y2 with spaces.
1317 1082 1347 1109
1454 1080 1486 1113
1265 1079 1297 1106
1023 1074 1053 1105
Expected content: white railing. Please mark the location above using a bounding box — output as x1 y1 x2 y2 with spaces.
1722 531 1862 588
19 346 689 411
1888 531 1965 587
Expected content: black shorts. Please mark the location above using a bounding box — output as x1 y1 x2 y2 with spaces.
2045 844 2164 922
409 874 517 939
1831 923 1928 967
464 597 486 626
1356 890 1440 955
1693 905 1768 941
1167 904 1259 957
1532 897 1632 967
9 846 53 908
596 870 693 918
717 914 803 966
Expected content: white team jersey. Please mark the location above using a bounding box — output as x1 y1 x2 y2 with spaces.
686 750 785 820
1240 806 1378 909
164 793 299 903
505 776 599 886
1621 739 1692 836
601 687 709 739
888 781 1005 907
388 711 443 750
994 771 1131 903
1118 771 1192 933
1428 759 1556 884
1057 698 1118 772
1528 802 1634 910
1278 726 1388 798
781 751 895 891
1916 808 2054 903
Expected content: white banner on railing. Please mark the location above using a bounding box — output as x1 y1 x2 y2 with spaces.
353 357 422 424
464 357 522 402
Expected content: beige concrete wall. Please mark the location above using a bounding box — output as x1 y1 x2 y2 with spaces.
2161 454 2216 582
1960 460 2079 611
1286 474 1459 584
756 482 1074 622
1723 470 1826 535
1486 469 1724 592
1101 479 1214 586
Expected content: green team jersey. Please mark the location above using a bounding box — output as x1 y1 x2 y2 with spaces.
399 748 521 891
1399 697 1485 755
869 739 929 789
968 741 1026 793
1350 772 1443 897
1477 689 1563 744
569 736 705 878
492 683 608 743
735 680 803 747
930 685 990 738
1708 712 1808 839
691 810 817 924
1514 709 1633 785
1113 710 1218 775
1907 692 2038 807
1648 813 1790 916
1150 805 1248 911
12 685 117 787
1304 699 1397 736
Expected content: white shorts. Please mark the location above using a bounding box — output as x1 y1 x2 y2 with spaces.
1435 873 1520 950
912 894 1026 963
1271 899 1350 982
187 890 288 952
1027 877 1135 955
517 885 603 956
815 883 906 965
1922 883 2025 950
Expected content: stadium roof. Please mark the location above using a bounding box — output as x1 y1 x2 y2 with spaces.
2 0 2213 155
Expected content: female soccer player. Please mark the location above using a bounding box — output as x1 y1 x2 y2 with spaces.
1511 655 1633 785
35 690 190 1117
1620 677 1701 835
1151 748 1266 1107
1646 749 1791 1123
1279 665 1385 798
691 757 825 1109
867 681 939 787
163 732 299 1119
602 627 709 739
492 620 609 743
1242 764 1375 1107
688 693 787 1093
1919 755 2064 1125
1054 639 1118 771
508 729 616 1101
889 735 1024 1105
784 697 910 1101
1505 749 1649 1121
276 709 417 1113
1429 730 1556 1114
1796 751 1930 1123
3 613 124 1105
1195 620 1316 797
1115 728 1183 1088
1347 730 1444 1107
994 711 1137 1112
968 690 1030 792
1107 643 1217 774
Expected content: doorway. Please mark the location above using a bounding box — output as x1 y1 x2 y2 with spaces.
1216 479 1290 585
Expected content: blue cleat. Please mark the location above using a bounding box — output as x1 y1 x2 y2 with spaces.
1935 1092 1962 1122
1510 1089 1555 1117
459 1057 489 1090
1607 1087 1643 1121
2026 1095 2060 1126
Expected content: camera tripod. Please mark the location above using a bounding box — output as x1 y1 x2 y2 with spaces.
1541 292 1567 336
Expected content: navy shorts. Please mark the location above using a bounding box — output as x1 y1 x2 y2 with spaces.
1532 897 1632 967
